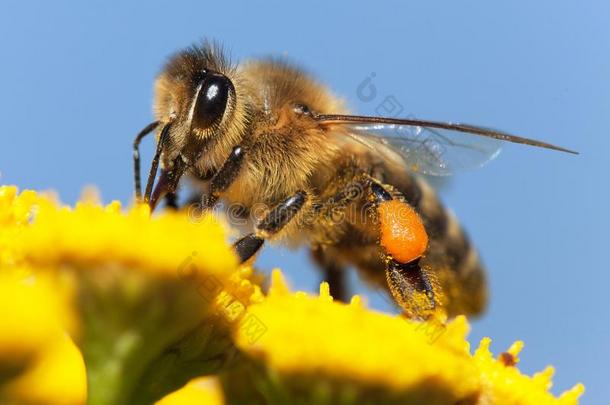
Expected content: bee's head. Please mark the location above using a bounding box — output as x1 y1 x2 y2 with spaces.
153 42 245 162
135 41 247 207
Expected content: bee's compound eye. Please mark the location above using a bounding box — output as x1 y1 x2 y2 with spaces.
192 73 232 130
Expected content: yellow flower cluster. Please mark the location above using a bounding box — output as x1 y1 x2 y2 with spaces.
0 186 254 404
0 186 39 268
0 186 584 405
227 270 584 405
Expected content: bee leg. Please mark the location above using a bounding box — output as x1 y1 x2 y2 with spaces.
386 258 436 317
234 190 308 263
368 180 436 314
308 178 374 302
133 121 160 200
203 146 245 210
233 235 265 264
311 246 348 302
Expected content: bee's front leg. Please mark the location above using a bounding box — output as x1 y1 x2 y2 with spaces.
151 145 244 212
202 146 245 210
234 190 308 263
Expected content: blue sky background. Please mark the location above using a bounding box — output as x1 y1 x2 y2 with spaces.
1 1 608 403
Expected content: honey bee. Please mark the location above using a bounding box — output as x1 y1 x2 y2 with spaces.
133 41 576 318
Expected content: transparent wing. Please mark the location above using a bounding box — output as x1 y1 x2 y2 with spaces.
348 122 502 176
314 114 577 176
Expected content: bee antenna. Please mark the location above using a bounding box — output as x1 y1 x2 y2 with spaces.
133 121 160 200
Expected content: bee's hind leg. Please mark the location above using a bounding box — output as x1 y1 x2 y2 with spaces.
234 190 308 263
318 174 436 314
369 180 436 315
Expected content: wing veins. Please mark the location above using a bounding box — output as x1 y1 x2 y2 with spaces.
316 114 578 154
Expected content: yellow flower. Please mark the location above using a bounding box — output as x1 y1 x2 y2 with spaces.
0 186 585 404
473 338 585 405
0 185 44 269
17 196 235 277
2 187 259 405
226 270 583 405
156 377 225 405
0 274 85 405
3 332 87 405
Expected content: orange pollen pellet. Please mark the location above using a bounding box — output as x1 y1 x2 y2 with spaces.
378 200 428 264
